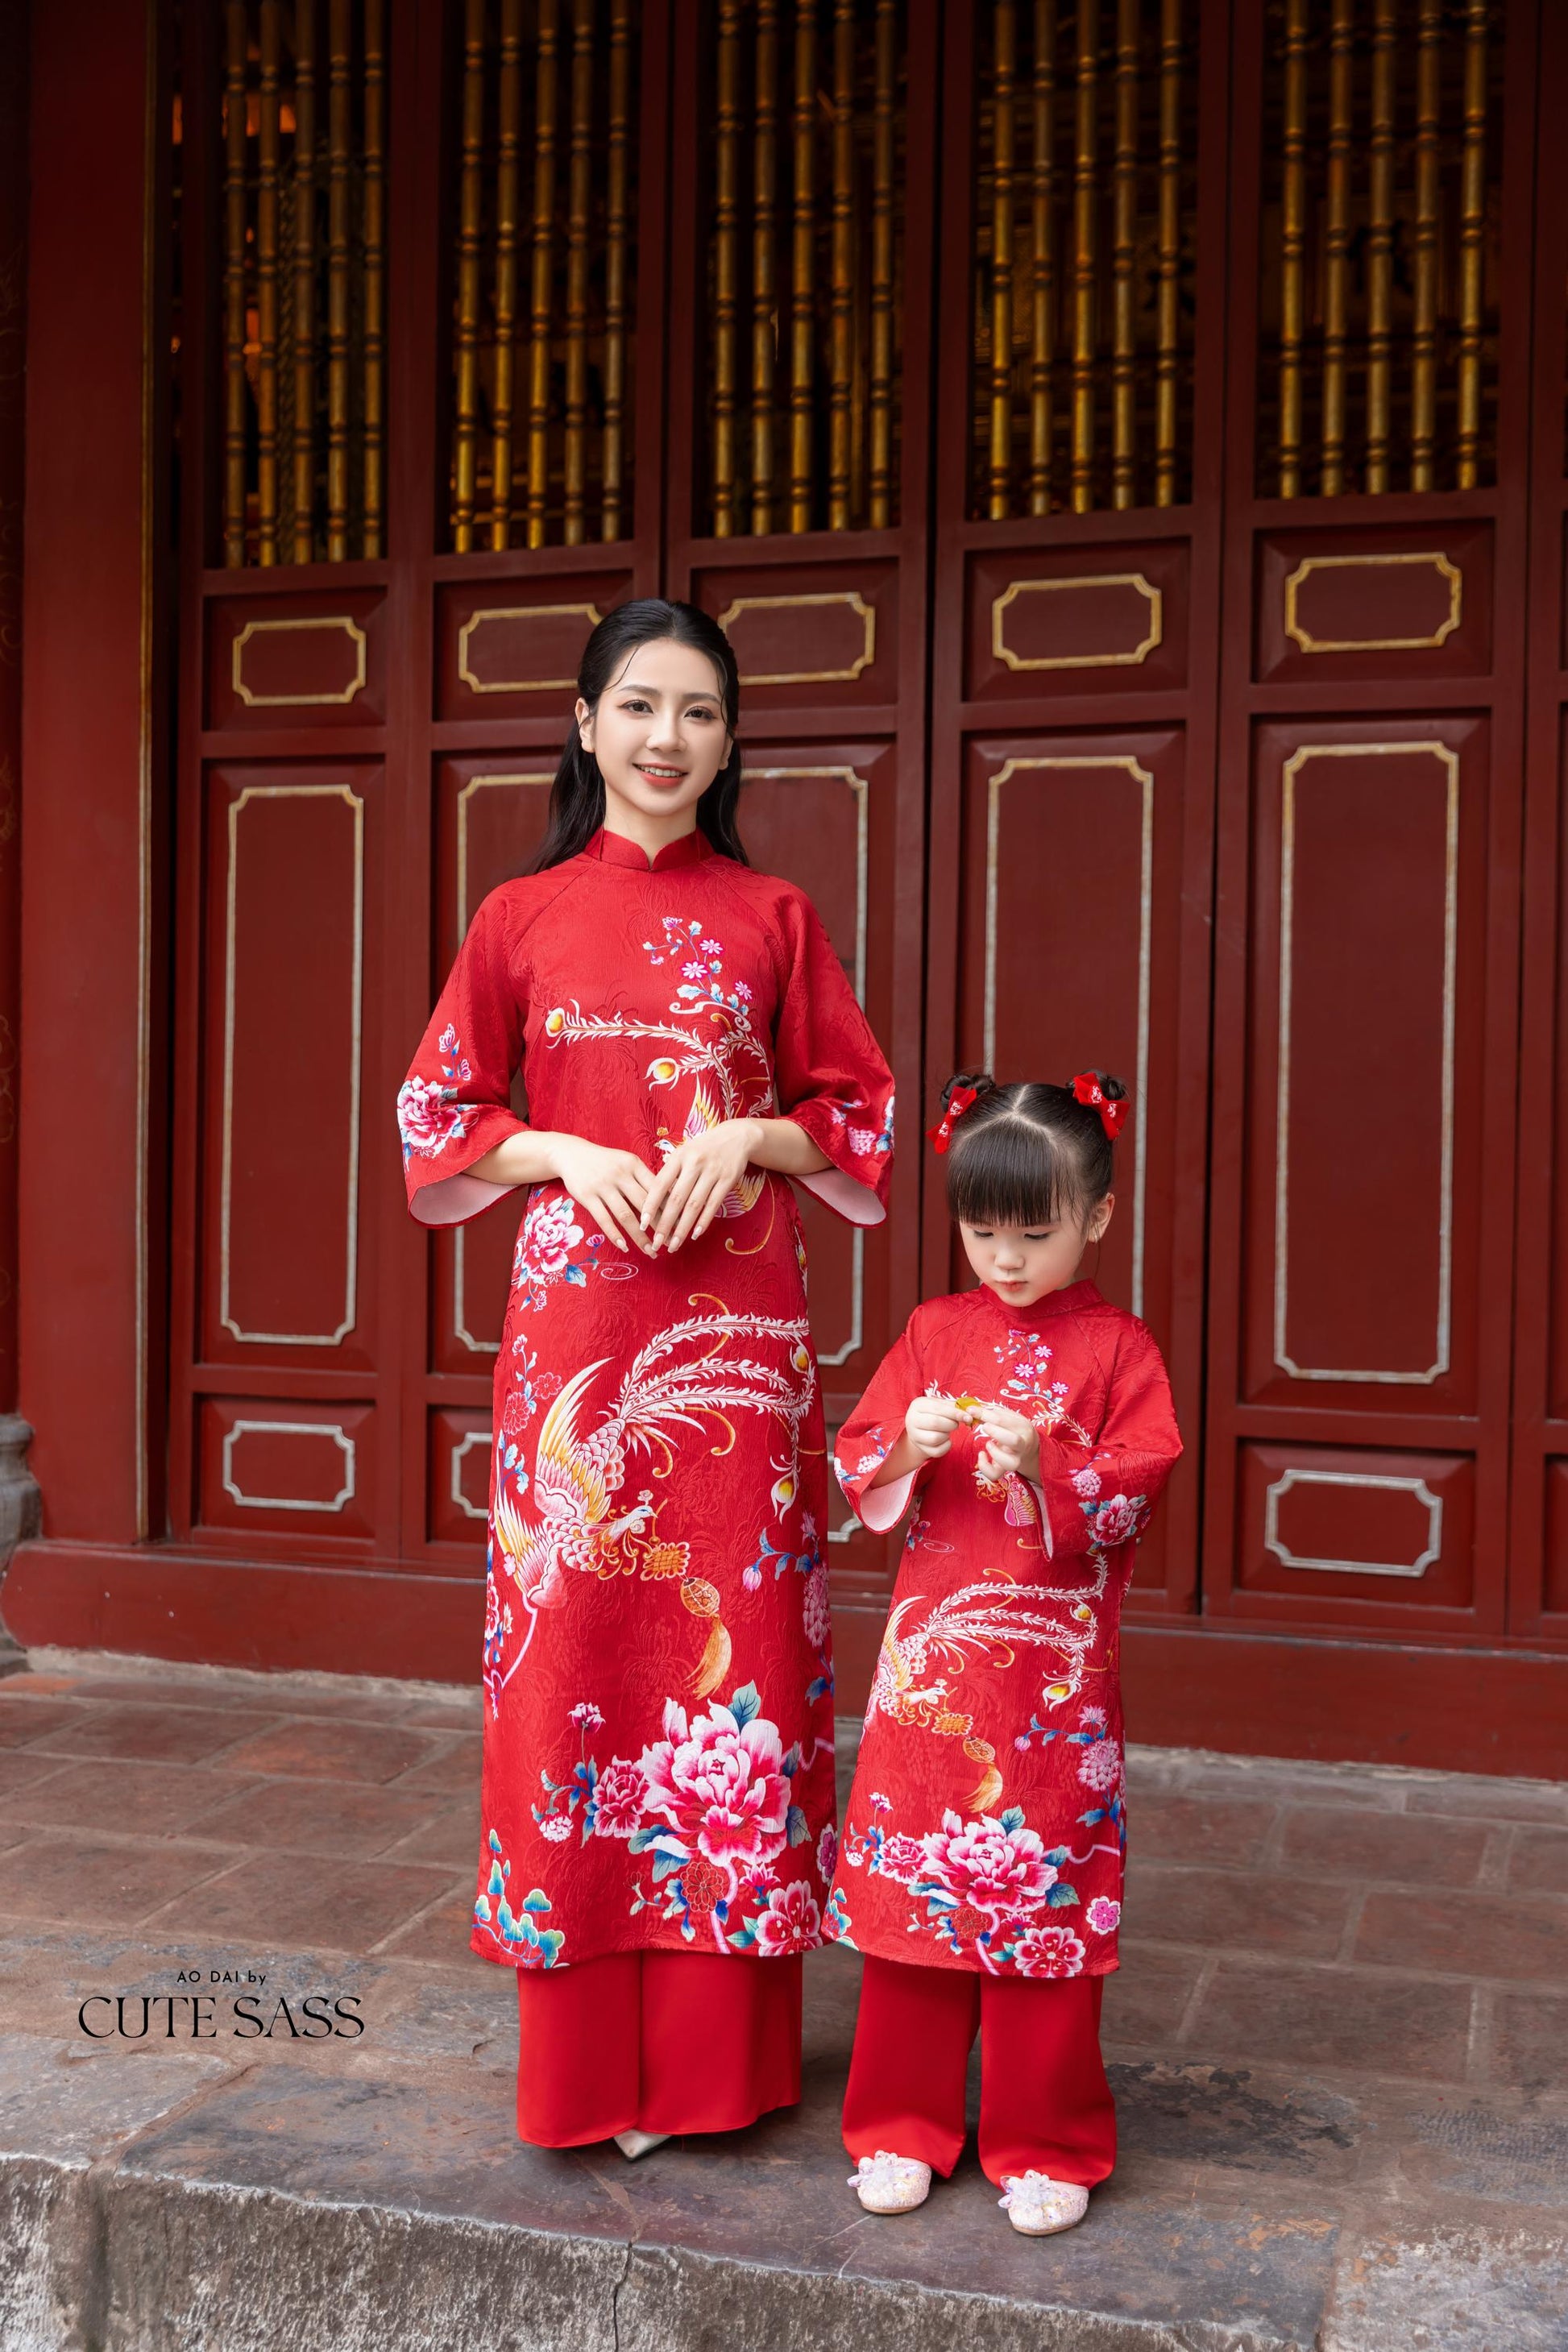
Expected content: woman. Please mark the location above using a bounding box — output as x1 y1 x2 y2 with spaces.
397 599 894 2158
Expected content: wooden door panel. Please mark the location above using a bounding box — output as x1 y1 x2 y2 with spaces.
690 559 898 715
196 1398 376 1548
435 574 639 720
966 545 1190 703
207 593 388 731
429 760 553 1386
1253 525 1492 687
954 726 1191 1598
1241 720 1488 1415
198 762 380 1375
1233 1440 1478 1633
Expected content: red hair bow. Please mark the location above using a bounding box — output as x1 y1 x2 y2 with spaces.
1071 1071 1129 1140
926 1084 979 1154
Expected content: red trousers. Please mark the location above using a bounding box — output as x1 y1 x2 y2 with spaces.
514 1950 803 2147
842 1955 1117 2188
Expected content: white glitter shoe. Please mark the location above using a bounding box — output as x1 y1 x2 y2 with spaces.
848 2149 933 2215
613 2130 670 2159
998 2171 1089 2235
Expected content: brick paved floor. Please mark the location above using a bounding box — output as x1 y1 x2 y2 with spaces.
1 1649 1565 2351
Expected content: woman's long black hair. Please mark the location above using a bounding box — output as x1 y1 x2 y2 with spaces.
528 599 749 871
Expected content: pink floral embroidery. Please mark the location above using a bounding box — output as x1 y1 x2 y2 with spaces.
1077 1736 1123 1796
1071 1466 1102 1499
569 1701 604 1732
639 1697 790 1877
396 1074 468 1159
1012 1924 1086 1978
1087 1492 1145 1547
753 1880 822 1956
591 1757 649 1838
877 1832 924 1883
1085 1896 1121 1935
803 1561 831 1651
916 1809 1058 1917
537 1814 574 1844
816 1823 838 1884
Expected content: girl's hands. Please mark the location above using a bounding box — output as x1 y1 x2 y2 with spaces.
904 1393 964 1462
639 1118 761 1251
548 1137 658 1255
973 1403 1042 1485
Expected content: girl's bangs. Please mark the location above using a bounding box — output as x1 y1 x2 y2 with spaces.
947 1124 1085 1229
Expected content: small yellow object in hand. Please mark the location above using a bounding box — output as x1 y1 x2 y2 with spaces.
953 1393 983 1416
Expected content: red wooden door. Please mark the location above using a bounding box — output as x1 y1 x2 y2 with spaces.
1201 2 1535 1656
80 0 1563 1765
924 0 1228 1634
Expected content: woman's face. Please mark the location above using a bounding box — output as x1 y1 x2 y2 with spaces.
576 637 732 833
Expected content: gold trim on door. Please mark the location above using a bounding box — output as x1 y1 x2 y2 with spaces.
1274 741 1458 1383
991 573 1163 670
1263 1466 1442 1578
230 615 370 705
1282 551 1462 653
220 782 363 1346
716 591 876 684
457 602 605 693
985 755 1153 1317
220 1419 357 1512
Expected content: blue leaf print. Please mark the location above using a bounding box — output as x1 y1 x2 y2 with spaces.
729 1681 762 1728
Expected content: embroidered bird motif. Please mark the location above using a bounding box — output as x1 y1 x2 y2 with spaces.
871 1577 1106 1812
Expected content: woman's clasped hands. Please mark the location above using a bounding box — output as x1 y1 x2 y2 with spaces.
550 1121 760 1257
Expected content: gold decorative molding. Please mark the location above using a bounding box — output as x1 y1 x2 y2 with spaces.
450 1429 492 1520
1283 551 1462 653
742 764 869 1367
230 615 369 706
221 1420 357 1513
1275 742 1457 1383
985 757 1153 1318
717 591 877 684
221 783 363 1346
457 603 604 694
452 772 554 1356
991 574 1163 671
1263 1466 1442 1578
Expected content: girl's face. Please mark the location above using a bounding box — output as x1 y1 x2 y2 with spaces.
576 638 732 836
959 1196 1114 1309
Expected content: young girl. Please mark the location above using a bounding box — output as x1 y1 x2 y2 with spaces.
398 601 893 2161
828 1072 1180 2235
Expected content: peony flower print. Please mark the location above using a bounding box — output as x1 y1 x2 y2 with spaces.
752 1880 822 1956
916 1809 1058 1918
591 1757 648 1838
1011 1924 1086 1978
396 1074 468 1159
638 1692 790 1877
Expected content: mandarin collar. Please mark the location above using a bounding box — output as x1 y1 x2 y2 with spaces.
586 824 714 873
987 1276 1104 1325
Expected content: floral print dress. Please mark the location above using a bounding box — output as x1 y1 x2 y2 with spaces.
398 825 894 1972
828 1280 1180 1981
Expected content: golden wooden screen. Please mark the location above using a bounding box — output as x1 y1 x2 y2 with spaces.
966 0 1200 520
1255 0 1503 499
447 0 639 550
218 0 388 565
694 0 907 537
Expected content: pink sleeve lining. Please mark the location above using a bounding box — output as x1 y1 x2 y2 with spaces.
795 1164 887 1227
1026 1479 1055 1558
854 1465 919 1532
408 1168 520 1228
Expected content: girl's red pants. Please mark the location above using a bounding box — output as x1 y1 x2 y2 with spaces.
841 1954 1118 2187
514 1950 803 2147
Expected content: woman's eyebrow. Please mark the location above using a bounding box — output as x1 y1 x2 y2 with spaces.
613 680 716 699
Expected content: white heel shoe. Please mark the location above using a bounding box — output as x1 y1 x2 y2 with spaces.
848 2150 932 2214
998 2170 1089 2235
613 2129 670 2159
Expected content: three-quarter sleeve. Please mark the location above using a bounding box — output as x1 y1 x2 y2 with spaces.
832 1324 929 1535
1027 1323 1182 1561
398 888 529 1228
770 893 894 1227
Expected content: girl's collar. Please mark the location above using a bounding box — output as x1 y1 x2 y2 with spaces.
983 1276 1104 1325
586 823 714 873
